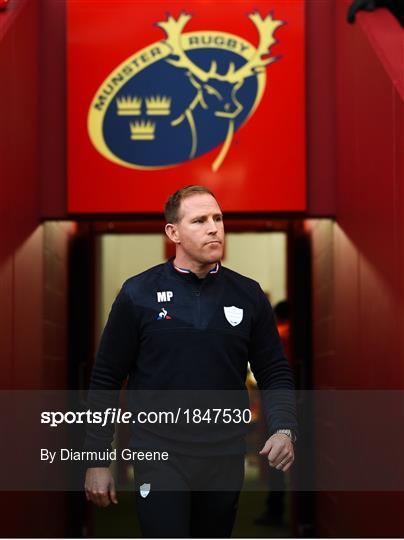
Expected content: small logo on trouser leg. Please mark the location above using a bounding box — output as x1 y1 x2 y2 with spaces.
140 483 151 498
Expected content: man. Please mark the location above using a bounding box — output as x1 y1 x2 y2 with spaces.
84 185 298 537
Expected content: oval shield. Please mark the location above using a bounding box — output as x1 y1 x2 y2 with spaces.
88 12 284 171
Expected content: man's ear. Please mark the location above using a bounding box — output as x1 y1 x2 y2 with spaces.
165 223 180 244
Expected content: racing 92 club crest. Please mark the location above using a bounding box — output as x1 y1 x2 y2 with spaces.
88 12 284 172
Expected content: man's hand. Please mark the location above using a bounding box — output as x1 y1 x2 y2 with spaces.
259 433 295 472
84 467 118 507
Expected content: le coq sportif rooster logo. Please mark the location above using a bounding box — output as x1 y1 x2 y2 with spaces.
88 11 284 171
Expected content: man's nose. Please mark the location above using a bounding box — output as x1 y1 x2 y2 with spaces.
206 218 218 234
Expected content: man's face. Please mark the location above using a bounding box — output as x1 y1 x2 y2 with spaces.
173 193 224 265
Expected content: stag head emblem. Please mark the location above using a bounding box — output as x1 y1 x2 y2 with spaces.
88 11 284 171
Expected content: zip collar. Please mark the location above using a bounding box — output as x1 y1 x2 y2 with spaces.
173 262 220 275
165 258 221 283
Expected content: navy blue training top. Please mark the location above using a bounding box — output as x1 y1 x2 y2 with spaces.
84 259 298 464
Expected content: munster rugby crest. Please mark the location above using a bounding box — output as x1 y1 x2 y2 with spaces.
88 12 284 171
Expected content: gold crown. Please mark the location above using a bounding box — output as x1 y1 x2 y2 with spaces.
145 95 171 116
116 96 142 116
130 120 156 140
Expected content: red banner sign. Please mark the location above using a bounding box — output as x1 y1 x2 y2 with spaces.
67 1 306 213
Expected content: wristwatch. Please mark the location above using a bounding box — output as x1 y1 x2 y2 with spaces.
274 428 296 443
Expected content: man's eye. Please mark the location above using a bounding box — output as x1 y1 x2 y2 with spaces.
215 216 223 222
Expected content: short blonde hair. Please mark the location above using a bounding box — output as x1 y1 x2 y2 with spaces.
164 185 216 223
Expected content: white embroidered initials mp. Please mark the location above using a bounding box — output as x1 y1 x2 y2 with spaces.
224 306 243 326
157 291 173 302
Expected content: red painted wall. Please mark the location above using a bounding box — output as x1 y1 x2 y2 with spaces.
0 0 75 534
308 2 404 536
39 0 67 218
305 0 336 216
0 0 40 389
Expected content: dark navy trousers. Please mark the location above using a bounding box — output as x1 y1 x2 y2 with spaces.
133 453 245 538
